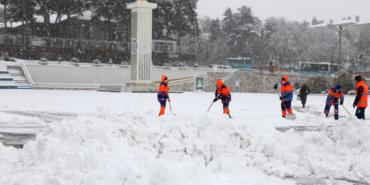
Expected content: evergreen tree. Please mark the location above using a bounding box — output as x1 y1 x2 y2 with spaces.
200 16 212 33
222 8 237 57
171 0 199 54
91 0 117 41
333 71 356 94
111 0 132 43
151 0 173 38
233 6 260 57
209 19 222 42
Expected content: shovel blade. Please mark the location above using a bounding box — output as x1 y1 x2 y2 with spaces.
286 114 296 120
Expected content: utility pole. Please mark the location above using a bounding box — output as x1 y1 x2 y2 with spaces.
21 0 24 45
338 26 344 70
260 28 264 75
193 1 198 65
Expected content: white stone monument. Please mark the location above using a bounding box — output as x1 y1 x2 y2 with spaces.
126 0 157 91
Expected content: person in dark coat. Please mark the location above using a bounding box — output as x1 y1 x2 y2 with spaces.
299 83 310 108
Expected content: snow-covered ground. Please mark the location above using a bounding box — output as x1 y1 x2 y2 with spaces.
0 90 369 185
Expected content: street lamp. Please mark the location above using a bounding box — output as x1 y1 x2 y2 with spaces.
192 1 198 65
260 28 264 75
338 26 345 70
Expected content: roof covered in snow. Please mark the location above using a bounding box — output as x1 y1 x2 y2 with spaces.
310 23 327 28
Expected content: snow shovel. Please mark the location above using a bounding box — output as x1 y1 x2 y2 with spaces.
341 105 352 116
168 100 174 115
207 101 214 112
275 89 296 120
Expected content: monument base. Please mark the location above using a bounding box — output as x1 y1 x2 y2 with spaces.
121 82 157 93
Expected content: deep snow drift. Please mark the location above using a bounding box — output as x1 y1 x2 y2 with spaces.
0 90 369 184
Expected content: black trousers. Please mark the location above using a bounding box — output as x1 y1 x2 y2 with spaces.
301 96 307 105
355 107 366 120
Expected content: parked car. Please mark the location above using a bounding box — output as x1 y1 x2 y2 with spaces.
215 65 232 70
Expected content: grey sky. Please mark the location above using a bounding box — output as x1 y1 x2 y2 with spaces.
197 0 370 23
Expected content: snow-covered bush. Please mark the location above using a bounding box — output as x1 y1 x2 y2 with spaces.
178 62 187 68
39 58 48 65
293 81 301 91
120 61 129 65
70 57 79 66
332 71 356 94
120 61 130 68
92 59 102 67
306 75 330 94
4 52 10 61
57 57 62 64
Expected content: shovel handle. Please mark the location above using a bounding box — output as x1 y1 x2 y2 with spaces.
207 101 214 112
169 101 173 114
275 89 289 114
341 105 352 116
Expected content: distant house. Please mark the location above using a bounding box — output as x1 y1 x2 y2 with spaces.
31 38 47 46
152 36 177 54
310 16 370 35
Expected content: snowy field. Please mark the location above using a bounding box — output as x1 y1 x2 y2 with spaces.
0 90 369 185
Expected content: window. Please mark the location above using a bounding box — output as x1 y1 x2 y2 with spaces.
154 41 174 52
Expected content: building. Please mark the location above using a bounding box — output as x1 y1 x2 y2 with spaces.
310 16 370 36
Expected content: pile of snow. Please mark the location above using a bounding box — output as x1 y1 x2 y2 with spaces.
1 105 369 184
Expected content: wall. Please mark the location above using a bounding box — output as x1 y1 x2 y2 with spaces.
25 65 207 85
0 63 6 71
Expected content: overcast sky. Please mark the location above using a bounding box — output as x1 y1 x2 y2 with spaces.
197 0 370 23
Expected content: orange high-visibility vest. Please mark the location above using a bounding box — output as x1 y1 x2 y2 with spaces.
356 81 368 108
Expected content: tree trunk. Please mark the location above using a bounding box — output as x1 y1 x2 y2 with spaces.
24 0 28 35
106 3 112 41
4 0 7 33
43 0 49 36
67 0 71 38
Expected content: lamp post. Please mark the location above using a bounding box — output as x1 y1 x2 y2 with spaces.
192 1 198 65
338 26 344 70
260 28 264 75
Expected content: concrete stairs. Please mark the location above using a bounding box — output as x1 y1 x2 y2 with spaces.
0 65 31 89
8 68 31 89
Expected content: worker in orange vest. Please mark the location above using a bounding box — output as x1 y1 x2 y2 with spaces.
158 75 170 116
324 85 344 120
213 79 232 118
353 76 368 119
274 75 293 118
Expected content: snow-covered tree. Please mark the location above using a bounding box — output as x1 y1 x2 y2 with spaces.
209 19 222 42
306 75 330 94
333 71 356 94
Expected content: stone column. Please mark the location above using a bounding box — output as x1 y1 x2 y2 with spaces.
127 0 157 83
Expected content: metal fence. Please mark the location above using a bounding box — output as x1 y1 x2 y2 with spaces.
0 34 126 51
23 61 131 69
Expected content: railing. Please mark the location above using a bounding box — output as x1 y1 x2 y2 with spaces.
21 62 35 87
204 68 243 88
0 34 125 51
254 70 335 77
23 61 131 69
152 66 237 72
35 83 100 89
169 75 207 86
